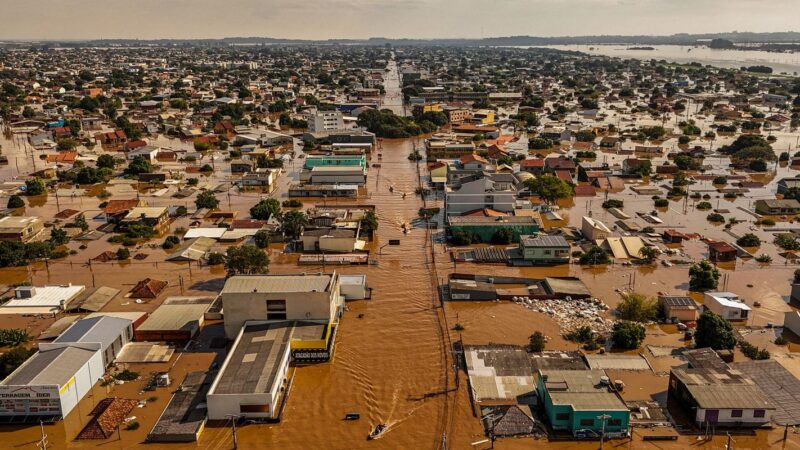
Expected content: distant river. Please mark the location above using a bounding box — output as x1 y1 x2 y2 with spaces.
525 44 800 75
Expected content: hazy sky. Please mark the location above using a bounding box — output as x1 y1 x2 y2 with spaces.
1 0 797 40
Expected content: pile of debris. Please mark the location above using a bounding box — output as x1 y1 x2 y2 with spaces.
512 296 613 333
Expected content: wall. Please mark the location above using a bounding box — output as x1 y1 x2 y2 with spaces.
58 348 103 418
696 407 772 426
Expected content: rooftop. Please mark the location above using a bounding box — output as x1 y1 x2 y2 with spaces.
54 315 132 348
672 368 773 410
221 274 334 294
137 297 214 332
2 345 97 387
212 322 293 395
540 369 628 412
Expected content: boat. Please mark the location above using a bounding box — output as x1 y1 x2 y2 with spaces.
368 423 388 440
344 412 360 421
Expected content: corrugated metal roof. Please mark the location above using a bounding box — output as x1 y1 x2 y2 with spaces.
673 368 773 410
54 315 131 348
520 235 569 248
222 274 333 294
137 297 213 332
1 346 97 387
165 237 215 262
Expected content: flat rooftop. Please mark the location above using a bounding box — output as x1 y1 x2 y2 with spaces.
222 274 334 294
2 285 85 310
212 322 293 395
672 368 773 410
148 371 210 442
137 297 213 332
541 369 628 412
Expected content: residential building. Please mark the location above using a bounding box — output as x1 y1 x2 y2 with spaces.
308 111 345 132
519 235 570 264
708 241 737 262
537 369 630 438
703 292 751 321
581 216 611 241
445 175 518 216
754 199 800 215
669 368 774 426
0 216 45 242
659 295 700 322
121 206 170 229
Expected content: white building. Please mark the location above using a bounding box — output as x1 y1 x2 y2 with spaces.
0 284 85 315
445 176 517 216
308 111 345 133
581 216 611 241
703 292 751 321
0 315 132 419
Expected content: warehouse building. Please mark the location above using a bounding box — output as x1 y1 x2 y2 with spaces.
0 315 132 420
134 297 214 342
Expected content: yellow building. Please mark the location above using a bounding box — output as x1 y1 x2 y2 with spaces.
472 109 495 124
413 103 443 115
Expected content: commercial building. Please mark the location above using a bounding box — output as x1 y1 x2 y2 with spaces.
537 369 630 438
0 284 86 315
668 368 774 427
0 315 132 419
219 273 344 339
703 292 751 321
302 166 367 185
207 322 293 420
134 296 214 342
0 216 44 242
303 154 367 171
288 184 359 198
448 216 539 243
519 235 570 264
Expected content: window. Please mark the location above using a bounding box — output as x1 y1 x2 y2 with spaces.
731 410 743 418
555 413 569 421
579 418 594 426
753 409 766 418
608 419 622 426
544 250 552 255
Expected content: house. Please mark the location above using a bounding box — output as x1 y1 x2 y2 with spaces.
127 145 160 162
703 292 751 321
241 168 277 188
121 206 169 229
777 177 800 194
459 154 490 171
230 159 255 174
537 369 630 438
668 368 774 427
0 216 45 242
299 228 365 253
129 278 168 299
448 216 539 243
429 162 448 189
519 235 570 264
101 199 145 223
95 130 127 147
658 295 700 322
708 241 737 262
545 156 577 174
581 216 611 241
785 311 800 337
662 229 689 244
520 158 545 174
754 199 800 215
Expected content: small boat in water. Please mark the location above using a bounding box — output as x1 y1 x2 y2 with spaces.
368 423 388 440
344 412 360 420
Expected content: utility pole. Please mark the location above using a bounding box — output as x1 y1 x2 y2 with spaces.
37 420 48 450
598 414 612 450
226 415 239 449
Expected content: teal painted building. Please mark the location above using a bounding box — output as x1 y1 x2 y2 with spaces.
447 216 539 243
537 369 630 438
303 154 367 170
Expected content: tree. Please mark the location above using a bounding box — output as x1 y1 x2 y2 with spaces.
524 175 572 204
73 213 89 231
579 246 610 265
97 153 116 169
575 130 596 142
162 235 180 249
736 233 760 247
528 331 546 352
617 292 659 322
7 195 24 208
0 346 36 378
528 137 553 150
689 260 720 291
638 246 659 263
195 191 220 209
49 227 69 246
280 210 308 240
250 198 281 220
360 211 379 236
24 177 46 196
125 155 152 176
695 311 736 350
253 230 271 249
491 228 514 244
116 247 131 260
225 245 269 275
612 321 646 349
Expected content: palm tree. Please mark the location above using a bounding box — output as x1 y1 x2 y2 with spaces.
280 210 308 241
638 246 659 263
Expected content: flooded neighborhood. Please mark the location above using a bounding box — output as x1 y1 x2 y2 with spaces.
1 25 800 450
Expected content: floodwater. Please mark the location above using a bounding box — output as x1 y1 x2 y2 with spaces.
530 44 800 75
2 67 800 449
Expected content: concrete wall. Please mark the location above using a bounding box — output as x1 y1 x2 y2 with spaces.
221 282 342 338
696 407 772 426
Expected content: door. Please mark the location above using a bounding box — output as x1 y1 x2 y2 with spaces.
705 409 719 424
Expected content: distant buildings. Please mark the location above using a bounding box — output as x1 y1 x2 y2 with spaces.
0 216 44 242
